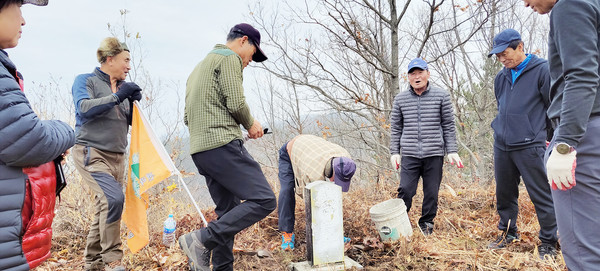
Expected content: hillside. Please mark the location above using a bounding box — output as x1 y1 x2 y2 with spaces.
37 169 566 271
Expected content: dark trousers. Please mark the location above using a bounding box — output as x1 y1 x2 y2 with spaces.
494 147 557 244
546 116 600 270
277 142 295 233
397 156 443 227
191 140 277 271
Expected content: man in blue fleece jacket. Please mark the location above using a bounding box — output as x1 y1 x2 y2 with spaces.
524 0 600 269
486 29 557 259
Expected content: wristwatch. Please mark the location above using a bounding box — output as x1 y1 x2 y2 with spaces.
555 142 575 154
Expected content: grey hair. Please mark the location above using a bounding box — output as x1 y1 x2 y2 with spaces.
96 37 129 64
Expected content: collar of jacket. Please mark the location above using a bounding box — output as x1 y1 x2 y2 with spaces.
408 82 431 96
0 49 16 71
93 67 124 86
501 53 543 80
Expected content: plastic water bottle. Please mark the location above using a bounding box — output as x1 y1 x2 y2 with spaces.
162 214 176 247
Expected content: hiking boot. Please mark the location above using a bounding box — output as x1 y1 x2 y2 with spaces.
538 242 558 259
488 233 520 249
179 231 211 271
104 261 125 271
419 222 434 236
281 232 295 251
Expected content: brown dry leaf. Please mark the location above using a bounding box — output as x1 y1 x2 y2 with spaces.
257 249 271 258
444 184 457 197
153 251 169 265
363 237 384 250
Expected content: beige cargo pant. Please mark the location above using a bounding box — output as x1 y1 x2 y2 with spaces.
72 144 126 270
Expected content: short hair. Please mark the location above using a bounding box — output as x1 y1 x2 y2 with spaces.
96 37 129 64
507 39 523 50
226 29 256 47
0 0 22 11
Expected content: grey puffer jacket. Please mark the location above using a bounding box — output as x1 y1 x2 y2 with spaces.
389 83 458 158
0 49 75 271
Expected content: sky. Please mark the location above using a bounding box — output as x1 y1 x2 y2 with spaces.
9 0 260 106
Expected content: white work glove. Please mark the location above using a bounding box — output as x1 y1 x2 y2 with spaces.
446 153 464 168
390 154 401 171
546 146 577 190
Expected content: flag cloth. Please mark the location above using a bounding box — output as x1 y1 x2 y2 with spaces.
123 102 180 253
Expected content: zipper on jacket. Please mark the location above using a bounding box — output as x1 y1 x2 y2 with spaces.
417 95 422 157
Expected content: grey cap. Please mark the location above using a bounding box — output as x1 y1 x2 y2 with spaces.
23 0 48 6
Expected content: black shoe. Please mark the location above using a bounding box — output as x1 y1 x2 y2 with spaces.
419 222 434 236
488 233 520 249
179 231 211 271
538 243 558 259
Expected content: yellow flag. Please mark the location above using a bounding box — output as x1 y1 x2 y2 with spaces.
123 102 179 253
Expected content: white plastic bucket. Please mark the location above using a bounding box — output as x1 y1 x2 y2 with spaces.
369 198 413 241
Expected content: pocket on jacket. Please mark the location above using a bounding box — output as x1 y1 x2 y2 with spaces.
506 114 535 145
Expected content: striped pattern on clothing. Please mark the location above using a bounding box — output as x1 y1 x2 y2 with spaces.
389 84 458 158
289 134 351 196
185 44 254 154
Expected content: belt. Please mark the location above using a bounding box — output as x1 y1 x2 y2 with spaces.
551 112 600 129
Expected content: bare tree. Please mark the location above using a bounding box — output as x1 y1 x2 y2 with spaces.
249 0 494 181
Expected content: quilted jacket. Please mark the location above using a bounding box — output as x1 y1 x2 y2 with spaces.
0 49 75 270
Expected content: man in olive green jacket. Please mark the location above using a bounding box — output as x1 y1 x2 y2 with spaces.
180 23 276 271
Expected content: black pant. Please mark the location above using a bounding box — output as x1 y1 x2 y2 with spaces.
397 156 443 227
277 142 296 233
494 147 557 244
191 140 277 271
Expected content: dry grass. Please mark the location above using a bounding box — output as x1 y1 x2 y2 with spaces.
37 165 567 271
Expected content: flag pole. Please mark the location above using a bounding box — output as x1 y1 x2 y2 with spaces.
177 174 208 227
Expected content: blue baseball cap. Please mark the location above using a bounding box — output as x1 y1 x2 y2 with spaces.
332 157 356 192
408 58 428 73
488 29 521 57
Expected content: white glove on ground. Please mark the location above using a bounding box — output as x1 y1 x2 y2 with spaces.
390 154 401 171
446 153 464 168
546 146 577 190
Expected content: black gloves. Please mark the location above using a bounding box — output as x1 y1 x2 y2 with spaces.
130 89 142 101
115 82 142 103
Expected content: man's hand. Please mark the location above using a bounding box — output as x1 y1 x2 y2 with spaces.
115 82 141 102
447 153 464 168
60 149 70 165
248 120 264 139
547 146 577 190
130 89 142 101
390 154 401 171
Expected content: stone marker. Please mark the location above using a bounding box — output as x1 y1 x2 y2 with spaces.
289 181 362 271
305 181 344 265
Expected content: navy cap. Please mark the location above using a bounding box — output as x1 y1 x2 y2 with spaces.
488 29 521 57
332 157 356 192
229 23 268 62
23 0 48 5
408 58 428 73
